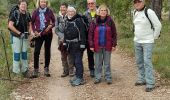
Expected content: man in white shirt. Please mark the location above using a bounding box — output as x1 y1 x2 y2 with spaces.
133 0 162 92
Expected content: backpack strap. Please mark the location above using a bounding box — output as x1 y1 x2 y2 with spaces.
144 7 154 30
13 10 20 26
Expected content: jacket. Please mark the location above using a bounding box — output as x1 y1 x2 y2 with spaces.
88 16 117 52
133 8 162 43
31 7 55 36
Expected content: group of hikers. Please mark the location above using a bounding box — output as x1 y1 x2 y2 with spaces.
8 0 161 92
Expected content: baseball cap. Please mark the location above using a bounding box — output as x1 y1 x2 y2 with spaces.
133 0 144 3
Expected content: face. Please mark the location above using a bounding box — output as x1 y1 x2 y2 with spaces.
87 0 96 11
134 0 145 10
60 5 67 15
99 7 107 18
19 2 27 11
67 10 76 18
39 0 47 8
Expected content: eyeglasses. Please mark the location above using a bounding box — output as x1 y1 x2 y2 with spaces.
88 2 95 5
134 1 142 4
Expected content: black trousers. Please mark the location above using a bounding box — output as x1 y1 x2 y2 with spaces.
86 43 95 71
34 35 52 69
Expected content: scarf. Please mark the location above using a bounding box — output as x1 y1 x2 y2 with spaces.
39 7 47 31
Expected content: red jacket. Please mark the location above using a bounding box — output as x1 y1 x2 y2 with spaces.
88 16 117 52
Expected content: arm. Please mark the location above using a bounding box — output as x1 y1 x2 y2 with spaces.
110 18 117 47
8 21 21 36
55 16 64 40
148 9 162 39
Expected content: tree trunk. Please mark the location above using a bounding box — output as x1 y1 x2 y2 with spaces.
149 0 162 20
169 0 170 21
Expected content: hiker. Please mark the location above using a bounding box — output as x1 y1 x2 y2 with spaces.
88 4 117 84
55 3 74 77
31 0 55 78
84 0 98 78
8 0 32 78
63 6 86 86
133 0 162 92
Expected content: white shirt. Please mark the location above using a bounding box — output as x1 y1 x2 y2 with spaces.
133 8 162 43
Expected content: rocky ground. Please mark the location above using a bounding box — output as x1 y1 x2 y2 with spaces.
11 35 170 100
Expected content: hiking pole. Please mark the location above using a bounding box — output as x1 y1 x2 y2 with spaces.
0 30 30 83
0 30 11 80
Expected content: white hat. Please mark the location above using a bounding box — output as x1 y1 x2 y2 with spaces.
67 6 76 13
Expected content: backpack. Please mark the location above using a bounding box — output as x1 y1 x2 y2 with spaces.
64 19 81 41
134 7 155 30
8 5 19 23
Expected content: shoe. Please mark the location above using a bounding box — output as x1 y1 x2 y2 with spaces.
44 68 51 77
106 79 112 85
94 79 101 84
145 87 154 92
30 69 39 78
70 76 77 83
22 70 30 78
61 73 69 77
69 70 74 77
90 70 95 78
71 78 85 86
135 82 146 86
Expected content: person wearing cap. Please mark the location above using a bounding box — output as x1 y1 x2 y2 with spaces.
83 0 98 78
133 0 161 92
55 3 74 77
63 6 86 86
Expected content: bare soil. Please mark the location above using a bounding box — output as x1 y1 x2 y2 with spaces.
11 35 170 100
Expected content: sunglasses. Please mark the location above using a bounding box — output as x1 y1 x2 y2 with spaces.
134 1 142 4
88 2 95 5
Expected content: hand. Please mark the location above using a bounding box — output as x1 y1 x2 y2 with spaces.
80 45 86 51
112 47 116 52
20 33 25 38
90 48 94 52
35 31 41 37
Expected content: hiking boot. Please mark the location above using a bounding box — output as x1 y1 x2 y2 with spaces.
106 79 113 85
69 70 74 77
145 87 154 92
44 68 51 77
61 73 69 77
94 79 101 84
31 69 39 78
22 70 30 78
90 70 95 78
70 76 77 83
71 78 85 86
135 82 146 86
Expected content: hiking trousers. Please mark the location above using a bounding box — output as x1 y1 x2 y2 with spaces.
34 35 52 70
12 36 29 73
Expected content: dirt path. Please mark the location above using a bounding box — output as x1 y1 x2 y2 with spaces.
11 34 170 100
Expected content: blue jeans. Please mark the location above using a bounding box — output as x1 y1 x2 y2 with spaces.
94 48 112 81
134 42 155 88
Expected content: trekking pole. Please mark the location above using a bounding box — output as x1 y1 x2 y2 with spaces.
0 30 30 83
0 30 11 80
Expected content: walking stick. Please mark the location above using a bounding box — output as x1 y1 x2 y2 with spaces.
0 30 30 83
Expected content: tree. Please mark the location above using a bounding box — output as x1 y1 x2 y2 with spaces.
149 0 163 20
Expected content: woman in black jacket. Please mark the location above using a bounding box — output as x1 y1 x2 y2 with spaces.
63 6 86 86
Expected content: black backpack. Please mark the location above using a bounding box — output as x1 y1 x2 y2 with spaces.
64 19 81 41
8 5 19 23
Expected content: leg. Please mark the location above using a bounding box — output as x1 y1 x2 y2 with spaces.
61 51 69 77
94 49 103 81
21 38 29 73
87 45 95 77
67 53 74 76
34 37 44 70
44 35 52 76
143 43 155 88
134 42 145 83
12 36 21 74
103 49 112 84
